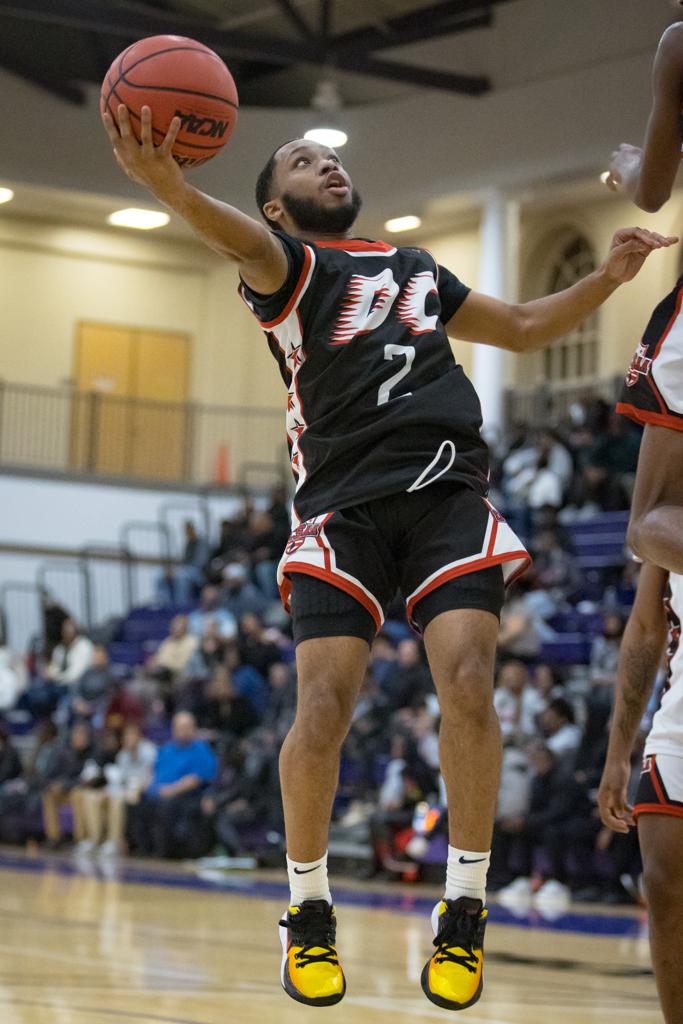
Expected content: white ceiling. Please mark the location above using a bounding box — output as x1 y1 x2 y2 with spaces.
0 0 680 242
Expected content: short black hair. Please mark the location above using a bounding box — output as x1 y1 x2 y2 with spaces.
255 141 295 229
548 696 575 724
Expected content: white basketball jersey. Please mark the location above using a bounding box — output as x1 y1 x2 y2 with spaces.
646 573 683 756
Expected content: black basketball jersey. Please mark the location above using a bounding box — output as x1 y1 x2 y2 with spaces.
239 232 489 521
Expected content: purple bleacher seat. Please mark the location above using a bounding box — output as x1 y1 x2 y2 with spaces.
539 634 591 664
107 641 145 667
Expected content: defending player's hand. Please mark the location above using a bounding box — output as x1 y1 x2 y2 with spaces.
604 143 643 193
597 759 635 833
602 227 678 284
101 103 184 201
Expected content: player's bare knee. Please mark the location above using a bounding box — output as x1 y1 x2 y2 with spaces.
627 515 645 558
293 685 355 750
643 852 683 909
437 657 494 723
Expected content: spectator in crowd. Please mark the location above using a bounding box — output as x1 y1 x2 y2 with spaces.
209 510 251 574
530 662 565 703
379 638 433 712
220 563 268 621
223 641 269 715
45 618 94 688
237 613 281 677
72 727 122 856
0 643 27 711
188 584 237 640
105 680 145 732
539 697 583 772
148 615 198 682
69 645 115 726
262 662 297 737
245 509 281 598
0 723 22 786
189 665 259 740
583 413 641 511
495 743 597 901
183 619 228 681
127 711 217 858
201 727 283 858
78 723 157 858
40 721 95 848
156 520 210 607
589 612 624 691
366 731 438 878
493 660 547 745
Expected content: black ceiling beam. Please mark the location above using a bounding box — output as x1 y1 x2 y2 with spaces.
274 0 314 40
0 0 490 95
0 50 86 103
331 0 495 55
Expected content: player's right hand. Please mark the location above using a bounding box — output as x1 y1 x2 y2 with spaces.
597 758 635 833
100 103 185 201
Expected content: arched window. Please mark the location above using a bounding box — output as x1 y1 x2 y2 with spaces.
542 234 598 383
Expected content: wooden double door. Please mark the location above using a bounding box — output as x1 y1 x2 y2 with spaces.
71 322 191 480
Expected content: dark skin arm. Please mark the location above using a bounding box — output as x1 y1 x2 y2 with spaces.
446 228 676 353
100 104 288 294
597 563 669 833
605 23 683 212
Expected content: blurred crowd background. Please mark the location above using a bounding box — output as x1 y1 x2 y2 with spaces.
0 395 652 905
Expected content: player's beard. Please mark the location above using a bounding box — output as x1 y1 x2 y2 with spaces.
281 188 363 235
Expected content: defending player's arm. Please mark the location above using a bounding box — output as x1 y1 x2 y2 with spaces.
605 24 683 212
597 563 669 834
446 227 677 352
101 104 287 294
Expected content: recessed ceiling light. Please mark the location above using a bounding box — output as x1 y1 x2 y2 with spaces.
384 215 422 233
0 187 15 205
304 127 348 148
107 208 170 230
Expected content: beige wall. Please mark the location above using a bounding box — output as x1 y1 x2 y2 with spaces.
0 215 285 412
422 225 481 381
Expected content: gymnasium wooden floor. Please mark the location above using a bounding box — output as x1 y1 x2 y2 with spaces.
0 849 662 1024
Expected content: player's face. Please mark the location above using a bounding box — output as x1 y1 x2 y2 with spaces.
267 140 362 236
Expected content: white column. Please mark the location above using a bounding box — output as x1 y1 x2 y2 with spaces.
472 190 520 442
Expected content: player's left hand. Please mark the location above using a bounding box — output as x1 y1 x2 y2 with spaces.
604 143 643 193
602 227 678 284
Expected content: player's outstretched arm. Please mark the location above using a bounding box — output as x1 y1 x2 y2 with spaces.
605 24 683 212
597 563 669 834
101 104 287 294
446 227 677 352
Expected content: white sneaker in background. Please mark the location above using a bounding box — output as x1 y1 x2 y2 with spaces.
497 877 532 906
533 879 571 910
73 840 96 858
98 840 121 859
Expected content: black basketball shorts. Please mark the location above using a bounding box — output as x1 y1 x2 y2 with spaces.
617 274 683 432
278 482 530 643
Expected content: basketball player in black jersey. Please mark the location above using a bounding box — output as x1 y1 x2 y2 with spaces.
102 102 674 1011
605 21 683 578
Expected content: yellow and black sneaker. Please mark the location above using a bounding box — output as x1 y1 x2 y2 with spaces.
279 899 346 1007
421 897 487 1011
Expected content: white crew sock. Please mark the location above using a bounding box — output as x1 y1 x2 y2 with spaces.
445 845 491 904
287 851 332 906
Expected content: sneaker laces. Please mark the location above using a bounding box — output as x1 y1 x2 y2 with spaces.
280 903 339 969
433 902 484 974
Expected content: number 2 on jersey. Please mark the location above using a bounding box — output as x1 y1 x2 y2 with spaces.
377 344 415 405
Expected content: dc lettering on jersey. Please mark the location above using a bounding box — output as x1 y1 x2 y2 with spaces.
330 270 439 347
625 343 653 387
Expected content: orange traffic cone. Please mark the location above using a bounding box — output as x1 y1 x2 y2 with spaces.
214 443 230 484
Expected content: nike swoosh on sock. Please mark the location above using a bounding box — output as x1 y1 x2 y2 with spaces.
293 865 321 875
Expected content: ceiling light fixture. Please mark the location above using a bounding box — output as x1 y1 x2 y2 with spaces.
305 78 348 148
0 187 15 204
384 215 422 233
599 171 611 185
107 208 170 230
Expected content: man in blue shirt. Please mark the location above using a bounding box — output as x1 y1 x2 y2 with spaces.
129 711 217 858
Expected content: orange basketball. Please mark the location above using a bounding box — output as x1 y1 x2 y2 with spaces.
101 35 238 169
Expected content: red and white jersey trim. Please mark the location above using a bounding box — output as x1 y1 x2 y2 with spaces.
405 500 530 624
277 513 384 631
